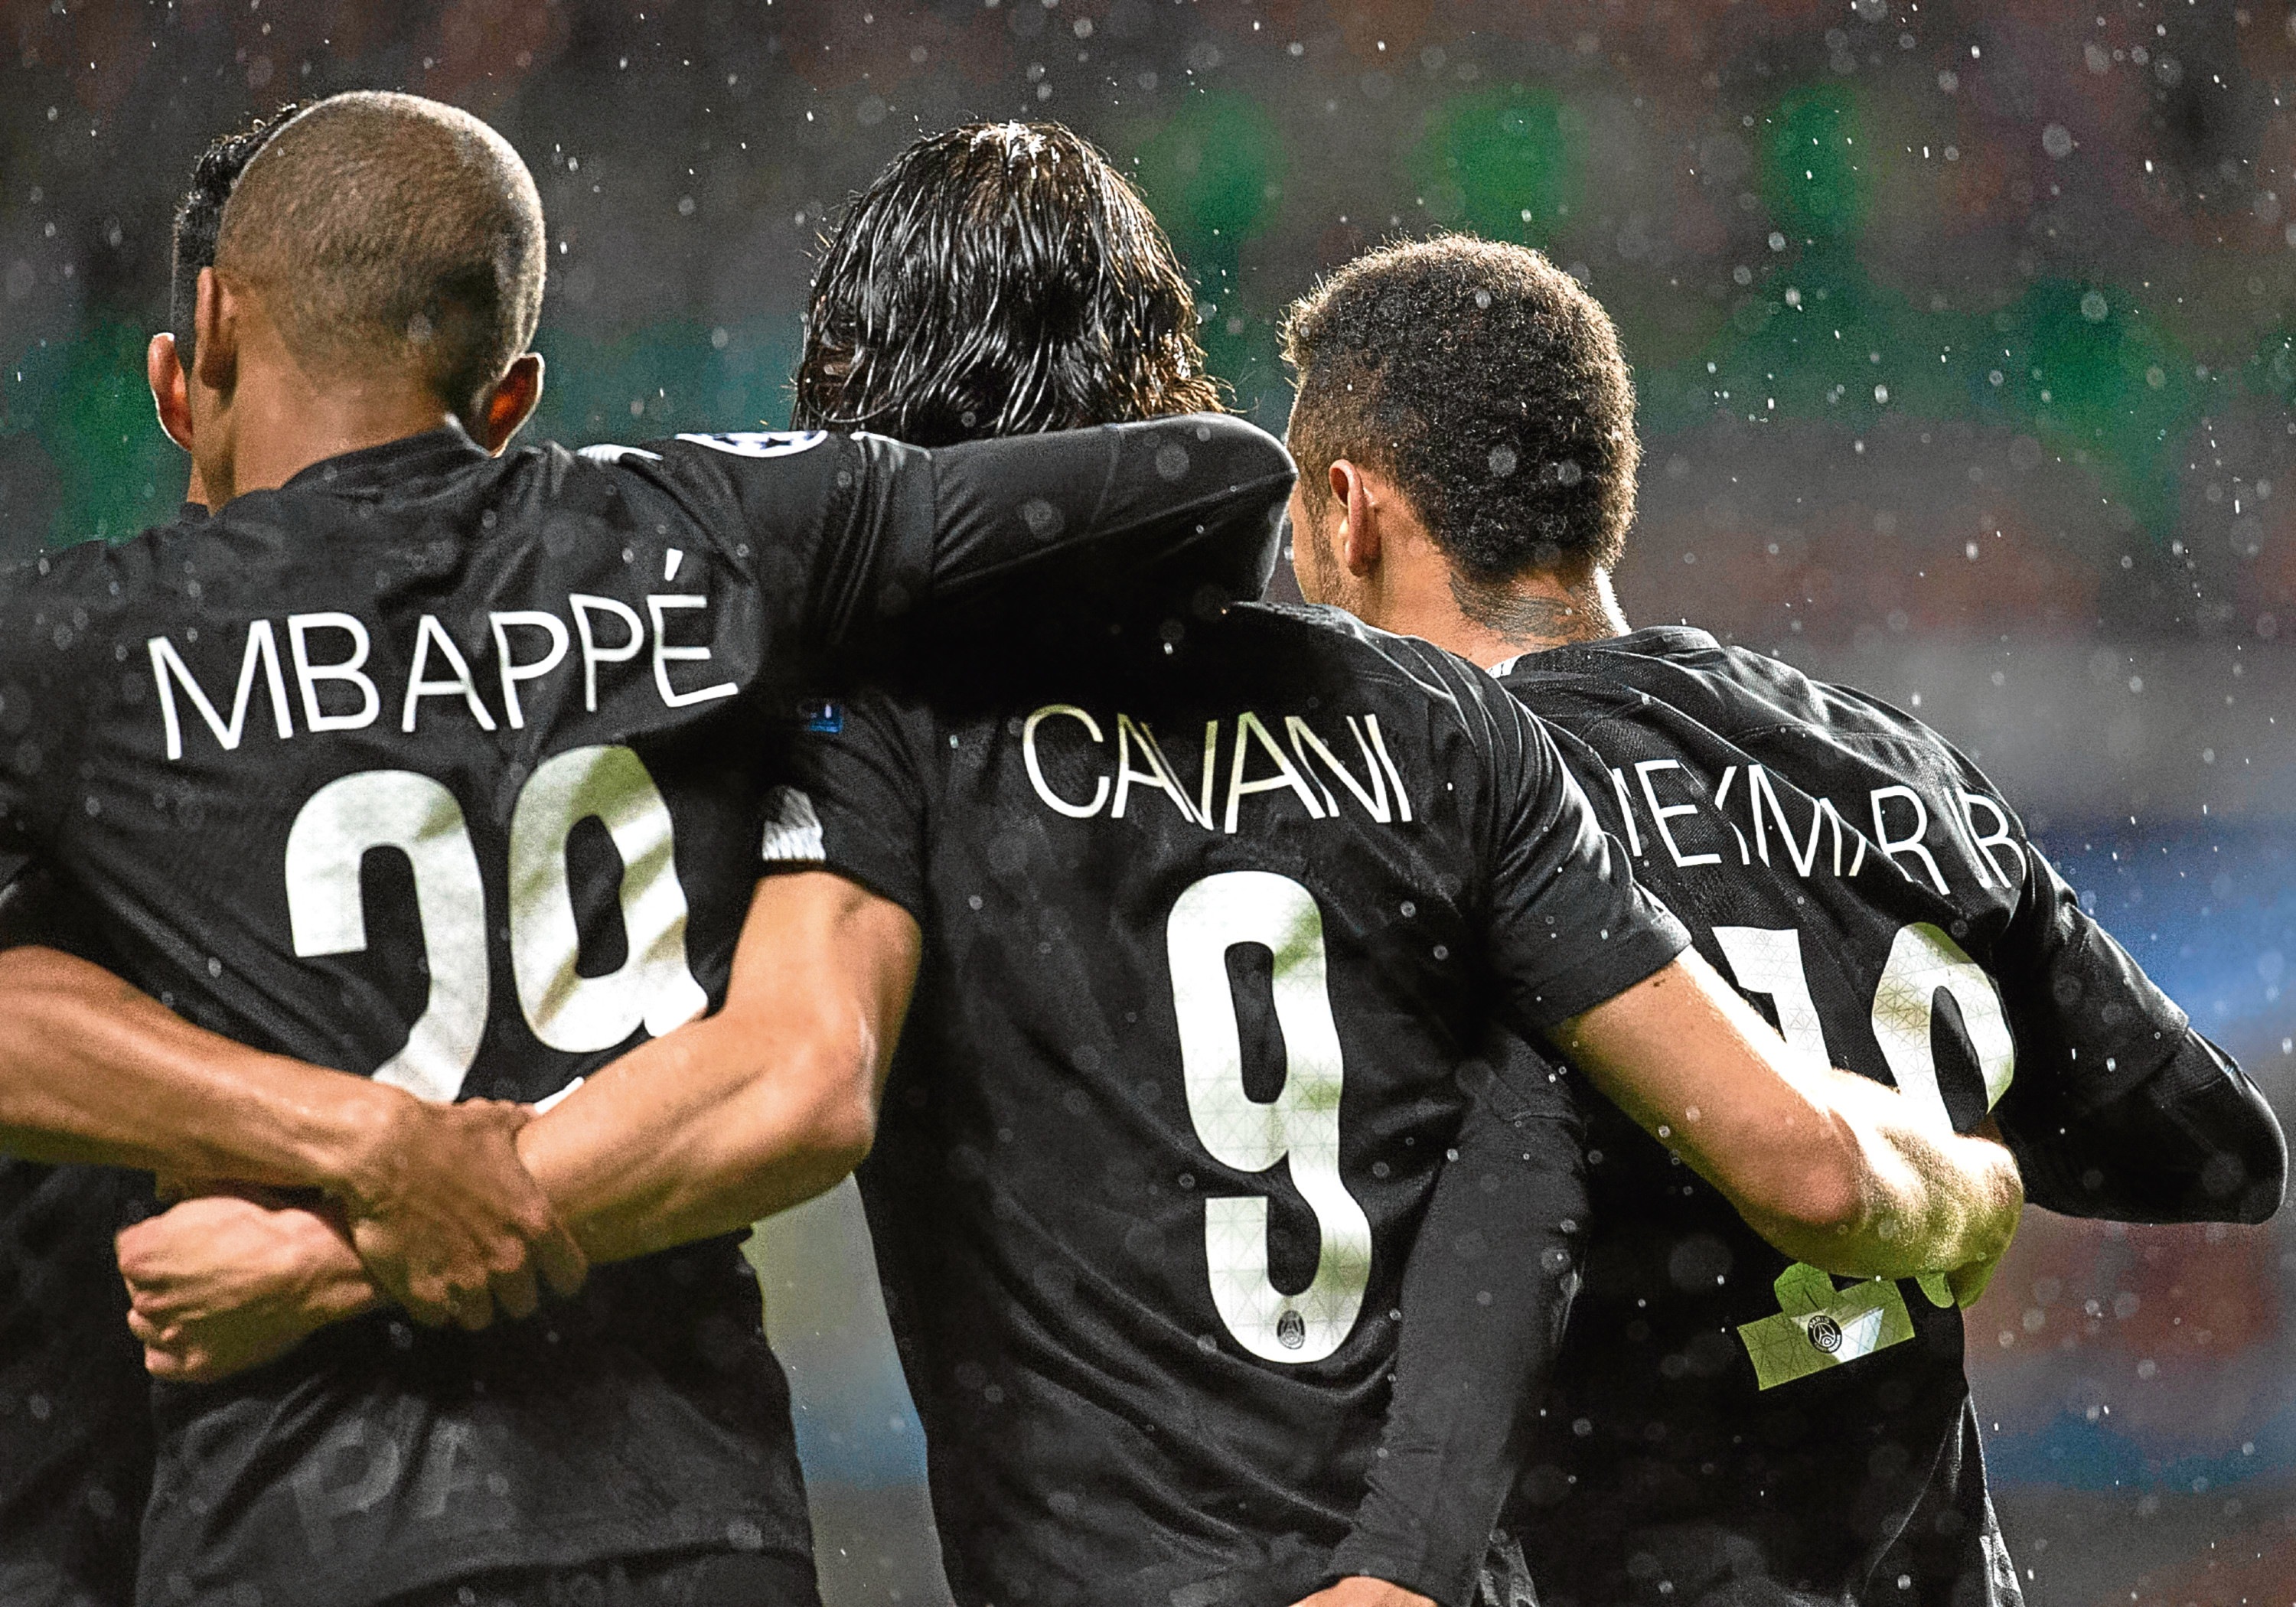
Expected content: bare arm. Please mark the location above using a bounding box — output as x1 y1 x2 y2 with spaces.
120 872 921 1377
1554 950 2024 1302
516 870 919 1263
0 942 580 1328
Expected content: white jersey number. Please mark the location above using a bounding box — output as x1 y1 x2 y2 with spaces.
1167 871 1371 1364
1712 919 2014 1387
284 747 706 1101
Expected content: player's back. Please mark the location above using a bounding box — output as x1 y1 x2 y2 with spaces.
0 421 1028 1607
1494 625 2187 1606
789 601 1682 1607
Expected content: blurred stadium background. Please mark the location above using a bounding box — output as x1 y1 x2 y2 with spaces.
5 1 2294 1602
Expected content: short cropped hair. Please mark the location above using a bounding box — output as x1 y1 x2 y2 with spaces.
1280 236 1639 580
792 122 1222 444
215 91 546 419
171 105 301 366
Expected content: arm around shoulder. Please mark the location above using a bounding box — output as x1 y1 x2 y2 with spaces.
1554 951 2024 1302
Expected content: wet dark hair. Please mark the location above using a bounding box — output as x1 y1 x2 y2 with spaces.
791 122 1223 444
171 103 303 364
1280 235 1639 580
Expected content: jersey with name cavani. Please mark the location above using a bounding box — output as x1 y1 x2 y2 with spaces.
0 416 1287 1607
1490 626 2219 1607
781 601 1688 1607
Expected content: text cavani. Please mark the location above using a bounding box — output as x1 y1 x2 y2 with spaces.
1020 702 1415 835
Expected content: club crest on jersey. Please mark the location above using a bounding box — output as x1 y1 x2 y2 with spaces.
1018 702 1414 835
674 431 828 458
1276 1309 1308 1351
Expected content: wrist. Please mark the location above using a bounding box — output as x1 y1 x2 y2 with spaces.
308 1077 417 1205
281 1206 385 1323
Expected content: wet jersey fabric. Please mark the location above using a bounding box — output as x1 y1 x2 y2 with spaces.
780 601 1688 1607
1475 625 2263 1607
1325 1033 1590 1607
0 511 198 1607
0 1160 153 1607
0 414 1290 1607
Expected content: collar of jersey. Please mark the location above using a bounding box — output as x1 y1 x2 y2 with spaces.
1495 623 1722 679
281 421 491 499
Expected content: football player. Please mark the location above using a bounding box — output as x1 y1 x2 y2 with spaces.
1277 235 2287 1607
766 125 2019 1607
0 92 1290 1607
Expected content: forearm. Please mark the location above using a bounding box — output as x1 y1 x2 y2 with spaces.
1560 953 2020 1286
516 1010 878 1266
1743 1069 2024 1282
0 945 402 1190
515 871 915 1266
925 414 1290 610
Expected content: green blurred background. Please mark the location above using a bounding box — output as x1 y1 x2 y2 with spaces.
5 3 2294 1602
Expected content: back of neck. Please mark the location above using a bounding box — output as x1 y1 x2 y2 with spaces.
199 341 455 505
1437 564 1629 667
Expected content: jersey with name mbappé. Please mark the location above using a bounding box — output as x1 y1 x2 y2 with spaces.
1492 626 2201 1607
0 416 1289 1607
783 602 1688 1607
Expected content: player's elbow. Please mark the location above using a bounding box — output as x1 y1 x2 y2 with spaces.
1725 1116 1880 1254
2210 1111 2287 1225
758 1015 882 1184
793 1064 879 1178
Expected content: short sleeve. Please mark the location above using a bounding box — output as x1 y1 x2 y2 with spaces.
1483 695 1689 1029
770 688 934 925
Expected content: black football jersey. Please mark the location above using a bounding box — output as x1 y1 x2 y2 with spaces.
780 601 1689 1607
0 413 1289 1607
1485 626 2251 1607
0 860 153 1607
0 1159 152 1607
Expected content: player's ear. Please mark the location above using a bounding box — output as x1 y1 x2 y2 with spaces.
473 352 544 455
146 333 195 455
1332 458 1382 576
191 268 238 396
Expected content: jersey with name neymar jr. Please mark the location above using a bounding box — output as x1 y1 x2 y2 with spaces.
1484 626 2278 1607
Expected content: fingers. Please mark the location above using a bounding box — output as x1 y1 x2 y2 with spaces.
452 1287 497 1333
534 1219 589 1299
144 1345 196 1381
489 1263 541 1324
1949 1254 2000 1309
469 1098 535 1136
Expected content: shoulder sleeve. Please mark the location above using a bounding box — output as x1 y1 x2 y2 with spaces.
0 543 113 855
652 416 1289 657
1989 835 2287 1222
1481 688 1689 1029
915 413 1291 614
768 689 933 924
1328 1030 1587 1606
